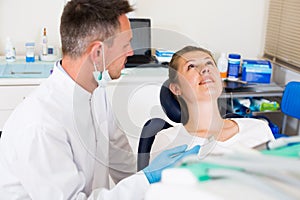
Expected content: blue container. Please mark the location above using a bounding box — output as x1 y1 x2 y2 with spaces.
25 42 35 62
227 54 241 80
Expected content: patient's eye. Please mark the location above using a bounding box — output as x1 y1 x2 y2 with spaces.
206 60 216 67
187 64 195 70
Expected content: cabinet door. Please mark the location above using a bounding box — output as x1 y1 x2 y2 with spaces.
105 68 169 150
107 83 167 151
0 85 38 130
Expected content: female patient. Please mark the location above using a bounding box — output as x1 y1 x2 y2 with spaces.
151 46 274 160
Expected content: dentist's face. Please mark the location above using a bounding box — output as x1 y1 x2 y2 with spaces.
105 14 133 79
174 51 223 103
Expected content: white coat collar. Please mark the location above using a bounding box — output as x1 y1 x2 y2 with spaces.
52 60 92 101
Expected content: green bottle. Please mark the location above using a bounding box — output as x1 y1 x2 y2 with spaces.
260 102 280 111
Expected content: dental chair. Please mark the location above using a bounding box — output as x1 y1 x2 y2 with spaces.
280 81 300 136
137 80 234 170
137 80 181 171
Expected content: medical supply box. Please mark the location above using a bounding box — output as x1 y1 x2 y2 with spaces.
241 60 272 83
155 49 174 57
155 49 175 63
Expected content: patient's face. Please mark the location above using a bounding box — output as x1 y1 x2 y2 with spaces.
174 50 223 103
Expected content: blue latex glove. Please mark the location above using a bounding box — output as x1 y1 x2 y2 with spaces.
143 144 200 184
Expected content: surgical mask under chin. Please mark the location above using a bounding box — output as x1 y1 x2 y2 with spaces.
93 69 112 87
93 45 112 87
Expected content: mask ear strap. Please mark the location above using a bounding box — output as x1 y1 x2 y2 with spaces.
101 43 106 71
93 62 102 80
93 62 98 72
93 42 106 81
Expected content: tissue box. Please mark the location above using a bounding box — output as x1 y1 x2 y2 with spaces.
241 60 272 83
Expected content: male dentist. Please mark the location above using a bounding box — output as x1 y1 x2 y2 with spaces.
0 0 200 199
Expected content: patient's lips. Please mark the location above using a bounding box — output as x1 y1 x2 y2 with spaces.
199 76 214 85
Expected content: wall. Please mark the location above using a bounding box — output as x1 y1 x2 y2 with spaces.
0 0 269 59
0 0 65 56
133 0 269 59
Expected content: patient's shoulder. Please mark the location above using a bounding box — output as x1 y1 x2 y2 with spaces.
231 117 274 141
232 117 269 127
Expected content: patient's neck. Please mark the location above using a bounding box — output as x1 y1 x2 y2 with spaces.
184 100 224 138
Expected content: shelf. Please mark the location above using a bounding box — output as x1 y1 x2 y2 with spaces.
252 110 281 115
220 82 284 98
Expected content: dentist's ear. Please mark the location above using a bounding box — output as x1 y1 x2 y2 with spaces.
96 42 103 57
90 41 103 61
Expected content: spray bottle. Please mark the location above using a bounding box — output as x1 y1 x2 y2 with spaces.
217 53 228 80
5 37 16 62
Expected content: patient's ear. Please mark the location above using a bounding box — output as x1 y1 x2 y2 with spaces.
169 83 181 96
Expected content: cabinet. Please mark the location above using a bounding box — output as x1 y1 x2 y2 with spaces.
0 59 54 130
0 67 169 151
0 79 43 130
106 68 169 151
219 82 284 130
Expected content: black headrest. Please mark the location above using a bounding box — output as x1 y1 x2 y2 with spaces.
159 80 181 123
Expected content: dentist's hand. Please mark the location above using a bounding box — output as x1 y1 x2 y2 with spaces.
143 145 200 184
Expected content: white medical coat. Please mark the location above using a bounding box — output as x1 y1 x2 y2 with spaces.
0 61 149 199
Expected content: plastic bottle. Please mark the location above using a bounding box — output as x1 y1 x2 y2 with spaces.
250 98 265 111
42 28 48 56
227 53 241 80
217 52 228 79
25 42 35 62
260 101 280 111
250 98 280 111
5 37 16 62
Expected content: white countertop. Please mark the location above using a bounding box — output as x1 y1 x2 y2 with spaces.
0 67 169 86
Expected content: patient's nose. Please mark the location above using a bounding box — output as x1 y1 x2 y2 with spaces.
196 65 210 75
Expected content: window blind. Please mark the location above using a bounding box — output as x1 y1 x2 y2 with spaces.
264 0 300 71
